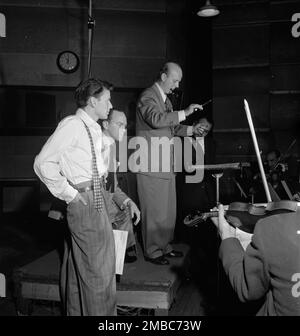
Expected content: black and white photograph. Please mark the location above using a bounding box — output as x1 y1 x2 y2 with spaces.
0 0 300 323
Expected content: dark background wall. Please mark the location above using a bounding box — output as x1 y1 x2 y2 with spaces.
213 0 300 164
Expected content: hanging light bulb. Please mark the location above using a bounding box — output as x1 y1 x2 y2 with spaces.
197 0 220 18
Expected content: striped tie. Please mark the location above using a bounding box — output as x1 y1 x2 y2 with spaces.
82 122 103 212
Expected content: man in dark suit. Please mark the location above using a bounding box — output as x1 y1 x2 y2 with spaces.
135 61 204 265
212 203 300 315
101 109 140 263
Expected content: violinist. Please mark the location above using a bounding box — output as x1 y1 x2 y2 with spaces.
211 203 300 316
266 149 300 201
250 149 300 202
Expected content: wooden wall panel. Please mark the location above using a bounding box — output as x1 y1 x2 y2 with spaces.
0 54 164 87
271 65 300 91
0 3 167 87
0 0 167 11
0 155 36 177
90 57 164 88
270 94 300 130
1 7 71 53
213 94 269 129
271 1 300 22
213 131 272 156
270 22 300 64
92 11 166 58
213 25 269 67
213 0 300 165
1 7 166 57
213 67 269 96
213 2 269 26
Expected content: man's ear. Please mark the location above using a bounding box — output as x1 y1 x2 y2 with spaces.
161 72 167 82
89 96 98 108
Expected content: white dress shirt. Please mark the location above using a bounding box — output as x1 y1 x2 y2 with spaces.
34 109 107 203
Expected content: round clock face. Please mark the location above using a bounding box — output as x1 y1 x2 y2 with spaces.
57 51 80 74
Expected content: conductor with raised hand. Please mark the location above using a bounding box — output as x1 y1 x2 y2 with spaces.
136 61 204 265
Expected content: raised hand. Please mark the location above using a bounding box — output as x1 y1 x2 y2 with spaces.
184 103 203 117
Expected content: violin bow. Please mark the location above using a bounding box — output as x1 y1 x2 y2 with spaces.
273 138 297 171
244 99 272 203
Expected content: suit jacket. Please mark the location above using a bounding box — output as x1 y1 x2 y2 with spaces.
219 209 300 316
104 135 129 209
135 83 189 179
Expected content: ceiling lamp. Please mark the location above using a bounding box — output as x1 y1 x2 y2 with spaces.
197 0 220 18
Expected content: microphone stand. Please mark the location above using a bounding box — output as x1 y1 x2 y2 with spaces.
87 0 95 78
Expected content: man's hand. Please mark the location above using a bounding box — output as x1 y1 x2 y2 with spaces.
70 192 87 206
184 104 203 117
210 204 236 240
127 200 140 225
192 122 207 137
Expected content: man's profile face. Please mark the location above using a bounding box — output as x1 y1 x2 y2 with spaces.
95 89 113 120
107 111 127 141
161 67 182 94
267 152 277 169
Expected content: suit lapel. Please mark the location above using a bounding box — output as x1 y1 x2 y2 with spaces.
151 84 167 113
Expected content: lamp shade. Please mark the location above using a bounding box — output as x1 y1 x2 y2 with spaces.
197 0 220 17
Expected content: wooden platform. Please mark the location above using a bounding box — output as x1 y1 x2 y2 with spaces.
12 244 190 315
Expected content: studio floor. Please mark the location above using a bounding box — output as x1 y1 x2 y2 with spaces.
0 212 257 316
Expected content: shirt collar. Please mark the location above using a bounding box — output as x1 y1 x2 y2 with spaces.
155 82 167 103
102 131 115 147
76 108 100 129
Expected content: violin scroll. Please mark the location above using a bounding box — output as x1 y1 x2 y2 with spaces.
183 210 214 227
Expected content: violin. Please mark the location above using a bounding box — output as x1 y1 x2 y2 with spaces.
183 200 298 233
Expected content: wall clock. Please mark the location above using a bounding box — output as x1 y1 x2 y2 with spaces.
56 50 80 74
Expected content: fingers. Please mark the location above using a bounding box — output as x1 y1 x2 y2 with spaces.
128 202 141 225
218 203 224 218
191 104 203 113
133 210 141 225
79 194 88 206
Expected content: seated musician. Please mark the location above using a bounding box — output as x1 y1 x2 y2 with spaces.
100 109 140 263
211 203 300 316
266 149 300 201
250 149 300 201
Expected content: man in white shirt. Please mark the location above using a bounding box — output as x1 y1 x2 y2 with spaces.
34 78 116 316
101 109 140 263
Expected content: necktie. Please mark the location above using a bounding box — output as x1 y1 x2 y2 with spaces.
106 144 116 192
165 96 175 136
82 122 103 212
165 96 173 113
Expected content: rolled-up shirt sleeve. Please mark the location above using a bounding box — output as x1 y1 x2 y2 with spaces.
33 118 80 203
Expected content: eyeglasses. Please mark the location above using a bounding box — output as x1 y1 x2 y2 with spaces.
110 120 127 129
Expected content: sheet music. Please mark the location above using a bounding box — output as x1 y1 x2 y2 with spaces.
0 273 5 297
113 230 128 275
